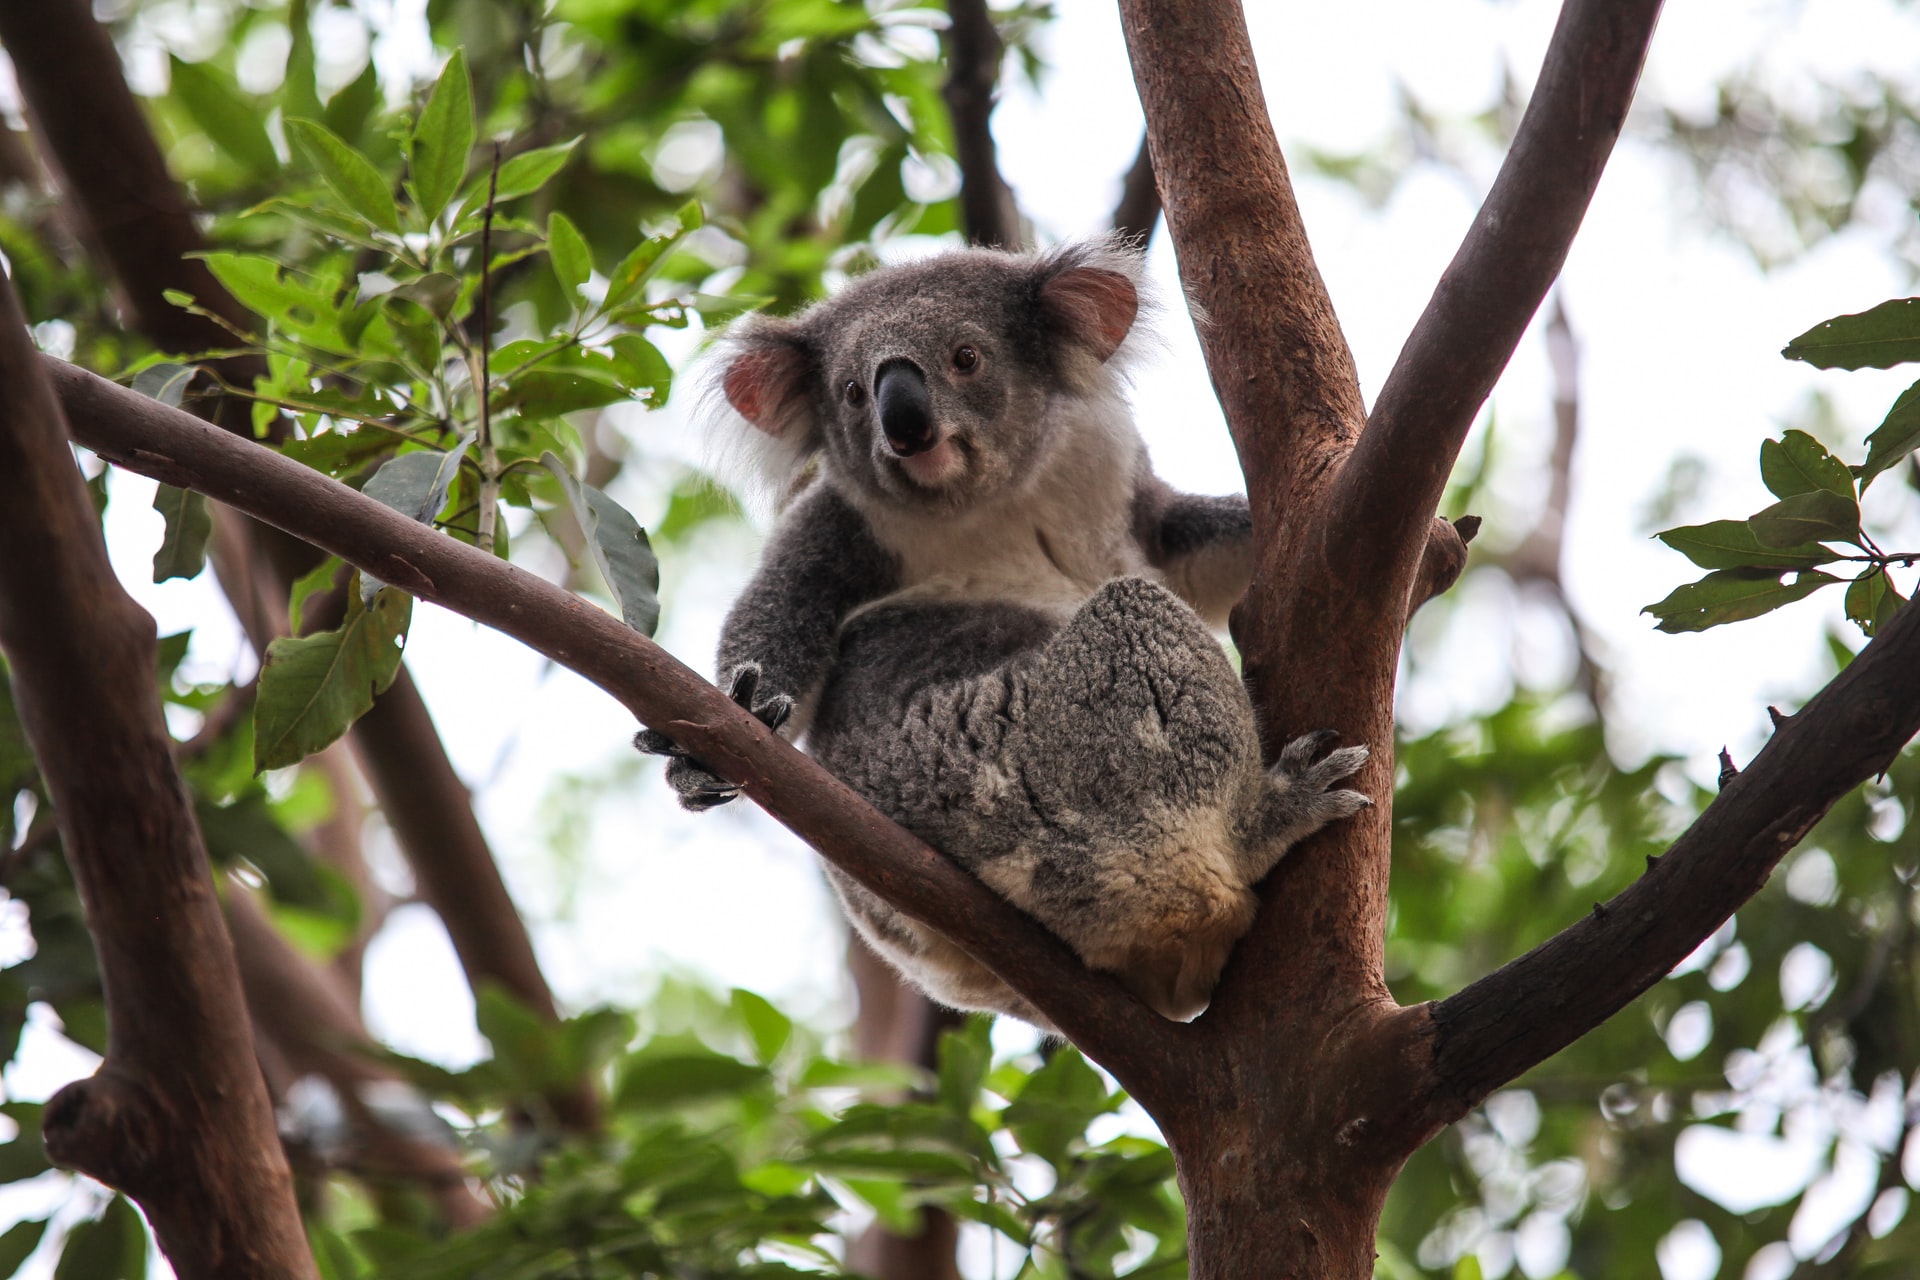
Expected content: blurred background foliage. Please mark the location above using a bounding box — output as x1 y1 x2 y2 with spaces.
0 0 1914 1277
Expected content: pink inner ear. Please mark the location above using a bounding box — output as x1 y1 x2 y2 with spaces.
1040 267 1139 363
723 345 805 435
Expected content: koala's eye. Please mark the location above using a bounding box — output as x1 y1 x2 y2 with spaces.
844 379 865 406
952 345 979 373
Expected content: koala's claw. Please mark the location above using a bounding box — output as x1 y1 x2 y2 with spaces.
633 663 793 812
1268 732 1371 829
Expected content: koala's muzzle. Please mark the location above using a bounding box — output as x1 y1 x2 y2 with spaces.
875 359 936 456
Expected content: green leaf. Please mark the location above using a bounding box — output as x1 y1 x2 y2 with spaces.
1656 520 1835 572
610 334 672 408
548 212 592 304
1859 378 1920 489
0 1103 47 1185
361 442 470 524
54 1196 143 1280
253 587 411 771
389 273 461 320
0 1218 47 1277
168 56 278 176
287 557 349 635
936 1017 991 1115
1748 489 1860 549
615 1051 768 1109
1003 1047 1118 1167
150 484 211 583
1760 429 1854 500
322 59 381 145
1845 570 1906 638
730 989 792 1065
1783 298 1920 369
542 453 661 635
286 118 401 234
456 139 580 222
494 368 630 417
409 49 473 222
1643 569 1840 634
130 362 195 408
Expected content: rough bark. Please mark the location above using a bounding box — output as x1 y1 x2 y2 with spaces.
0 270 315 1278
46 359 1185 1101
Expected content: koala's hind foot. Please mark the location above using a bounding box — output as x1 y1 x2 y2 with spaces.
633 664 794 811
1243 731 1370 876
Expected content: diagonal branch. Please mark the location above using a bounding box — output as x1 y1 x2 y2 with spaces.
942 0 1022 249
1338 0 1663 592
0 274 315 1278
1397 600 1920 1145
44 357 1189 1107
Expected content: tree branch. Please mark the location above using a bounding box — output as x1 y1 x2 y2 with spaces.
1110 131 1160 247
1339 0 1662 593
0 273 315 1277
1402 598 1920 1143
44 357 1189 1106
942 0 1022 249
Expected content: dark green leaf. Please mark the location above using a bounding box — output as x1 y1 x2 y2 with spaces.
548 212 592 304
609 334 672 408
1747 489 1859 548
541 453 660 635
1643 569 1840 633
493 369 629 417
1783 297 1920 369
53 1196 143 1280
361 441 471 524
286 118 402 234
321 59 381 145
130 362 194 409
1760 429 1853 500
615 1052 768 1109
389 273 461 320
409 49 473 222
1845 571 1906 638
1656 520 1835 572
0 1103 47 1185
150 484 211 583
1859 379 1920 489
287 557 349 635
730 989 792 1065
0 1218 46 1278
253 587 411 771
168 56 277 176
936 1017 990 1115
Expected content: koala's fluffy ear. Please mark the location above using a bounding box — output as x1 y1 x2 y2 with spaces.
1037 256 1140 364
720 329 811 438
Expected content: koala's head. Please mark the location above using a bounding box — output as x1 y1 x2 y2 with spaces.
710 239 1144 511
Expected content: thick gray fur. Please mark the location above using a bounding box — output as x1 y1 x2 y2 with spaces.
647 238 1369 1027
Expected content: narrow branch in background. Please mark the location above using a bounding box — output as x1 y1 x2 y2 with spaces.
1405 592 1920 1141
1344 0 1662 588
0 272 316 1279
46 358 1188 1106
1110 131 1160 247
942 0 1022 249
475 143 502 556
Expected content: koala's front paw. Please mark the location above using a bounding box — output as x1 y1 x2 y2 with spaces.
1268 731 1371 832
632 664 795 812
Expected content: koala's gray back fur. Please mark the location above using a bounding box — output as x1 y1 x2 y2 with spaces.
681 239 1369 1029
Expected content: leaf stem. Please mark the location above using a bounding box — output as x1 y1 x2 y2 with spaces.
474 142 503 557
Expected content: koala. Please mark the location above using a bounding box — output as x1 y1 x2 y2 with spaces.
638 238 1369 1028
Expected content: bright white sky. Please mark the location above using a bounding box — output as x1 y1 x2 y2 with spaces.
10 0 1920 1276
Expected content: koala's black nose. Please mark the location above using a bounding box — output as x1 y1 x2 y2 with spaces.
875 359 935 456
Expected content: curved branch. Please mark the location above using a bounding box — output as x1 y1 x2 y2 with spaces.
1400 597 1920 1144
942 0 1022 249
0 276 314 1277
1338 0 1662 588
44 357 1188 1106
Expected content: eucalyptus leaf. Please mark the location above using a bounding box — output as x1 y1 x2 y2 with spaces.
542 453 660 635
409 49 474 222
150 484 212 583
169 55 277 176
1642 569 1840 633
548 211 592 303
455 139 581 223
359 441 471 601
254 587 411 771
130 362 195 409
1747 489 1859 549
286 117 402 234
1782 297 1920 369
1845 571 1906 638
1759 429 1853 500
1859 378 1920 489
1655 520 1834 572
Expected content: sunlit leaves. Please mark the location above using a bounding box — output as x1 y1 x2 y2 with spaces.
253 584 411 771
287 118 403 235
409 50 474 223
169 55 277 178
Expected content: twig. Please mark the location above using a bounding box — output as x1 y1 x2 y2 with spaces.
475 143 502 556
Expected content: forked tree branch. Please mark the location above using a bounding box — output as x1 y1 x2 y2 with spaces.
1395 597 1920 1141
45 358 1189 1105
0 276 315 1278
1340 0 1663 591
942 0 1022 249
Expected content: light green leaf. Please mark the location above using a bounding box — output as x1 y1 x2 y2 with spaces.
409 49 473 222
1655 520 1834 572
1859 378 1920 489
610 334 672 408
169 56 278 176
542 453 661 635
614 1051 768 1109
548 211 592 303
730 988 792 1065
1759 429 1853 500
603 234 676 311
1783 298 1920 370
254 587 411 771
456 139 581 222
1747 489 1860 549
286 117 401 234
1643 569 1839 634
150 484 212 583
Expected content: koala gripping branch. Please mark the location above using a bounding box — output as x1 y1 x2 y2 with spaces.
42 355 1191 1108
